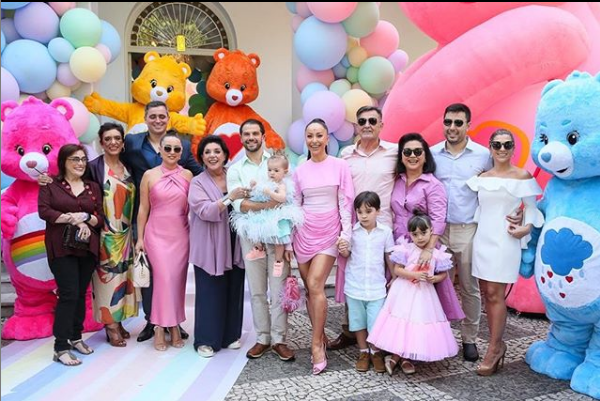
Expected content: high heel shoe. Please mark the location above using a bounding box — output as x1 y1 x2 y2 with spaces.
154 326 168 351
170 325 185 348
476 342 507 376
311 343 328 375
118 323 131 339
105 325 127 347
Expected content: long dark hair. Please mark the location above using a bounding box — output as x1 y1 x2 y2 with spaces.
395 133 436 177
56 144 89 181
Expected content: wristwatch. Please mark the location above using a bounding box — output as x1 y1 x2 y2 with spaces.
83 212 92 222
221 195 232 206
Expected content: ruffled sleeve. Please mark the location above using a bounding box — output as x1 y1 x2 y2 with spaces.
389 237 411 265
432 245 453 273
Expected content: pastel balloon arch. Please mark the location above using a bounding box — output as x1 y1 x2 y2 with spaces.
0 2 121 155
286 2 408 162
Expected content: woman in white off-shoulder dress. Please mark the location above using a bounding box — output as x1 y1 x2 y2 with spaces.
466 129 544 376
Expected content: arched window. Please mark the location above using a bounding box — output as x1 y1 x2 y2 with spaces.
129 2 233 52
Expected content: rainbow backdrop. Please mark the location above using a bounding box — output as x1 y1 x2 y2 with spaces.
10 230 47 267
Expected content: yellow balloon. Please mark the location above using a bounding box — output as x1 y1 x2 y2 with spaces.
341 89 373 123
46 81 72 100
69 47 107 83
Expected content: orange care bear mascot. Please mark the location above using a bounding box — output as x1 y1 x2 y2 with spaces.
1 97 102 340
191 48 285 160
84 51 207 137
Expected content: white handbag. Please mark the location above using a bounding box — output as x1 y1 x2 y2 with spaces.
133 251 151 288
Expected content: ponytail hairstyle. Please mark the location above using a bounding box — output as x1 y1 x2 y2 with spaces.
407 209 433 233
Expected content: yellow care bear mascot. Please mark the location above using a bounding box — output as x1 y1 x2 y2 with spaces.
84 51 206 137
191 48 285 160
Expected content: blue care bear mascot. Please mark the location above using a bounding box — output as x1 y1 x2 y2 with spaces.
521 71 600 398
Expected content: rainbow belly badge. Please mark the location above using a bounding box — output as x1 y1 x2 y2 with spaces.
9 213 53 282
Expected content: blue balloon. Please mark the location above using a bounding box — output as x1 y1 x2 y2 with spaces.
294 17 347 71
1 39 57 93
100 20 121 62
300 82 328 105
1 31 5 53
1 171 16 190
47 37 74 63
327 135 340 156
1 2 29 10
285 2 297 14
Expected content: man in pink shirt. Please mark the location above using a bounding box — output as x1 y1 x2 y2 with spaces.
328 106 397 351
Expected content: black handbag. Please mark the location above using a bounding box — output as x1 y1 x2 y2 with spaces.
62 225 90 250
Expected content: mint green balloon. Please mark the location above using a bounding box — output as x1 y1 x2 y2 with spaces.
330 79 352 97
342 2 379 38
79 113 100 144
358 56 395 95
346 66 359 84
60 9 101 48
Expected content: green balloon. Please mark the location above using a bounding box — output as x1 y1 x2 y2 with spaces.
342 2 379 38
358 56 395 95
346 66 359 84
60 9 102 48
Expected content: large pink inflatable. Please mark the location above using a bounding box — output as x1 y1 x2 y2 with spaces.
382 2 600 313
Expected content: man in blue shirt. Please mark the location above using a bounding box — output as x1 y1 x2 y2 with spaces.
431 103 491 362
122 100 203 342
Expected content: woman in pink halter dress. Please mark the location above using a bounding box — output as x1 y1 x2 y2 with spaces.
135 134 193 351
293 119 355 375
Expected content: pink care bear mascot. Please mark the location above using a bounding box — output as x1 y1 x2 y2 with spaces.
1 97 102 340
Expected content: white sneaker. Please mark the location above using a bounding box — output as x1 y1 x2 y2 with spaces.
197 345 215 358
227 339 242 349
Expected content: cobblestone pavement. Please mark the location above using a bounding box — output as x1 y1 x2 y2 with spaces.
226 299 594 401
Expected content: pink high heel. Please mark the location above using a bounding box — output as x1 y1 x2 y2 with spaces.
311 343 328 375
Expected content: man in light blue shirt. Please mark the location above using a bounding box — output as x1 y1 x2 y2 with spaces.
227 119 295 362
431 103 492 362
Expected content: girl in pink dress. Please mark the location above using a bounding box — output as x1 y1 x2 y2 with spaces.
368 211 458 375
136 134 193 351
292 118 354 375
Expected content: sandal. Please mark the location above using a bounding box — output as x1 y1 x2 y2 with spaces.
384 355 399 376
170 326 185 348
105 325 127 347
118 323 131 339
154 326 168 351
401 359 416 375
70 339 94 355
53 350 82 366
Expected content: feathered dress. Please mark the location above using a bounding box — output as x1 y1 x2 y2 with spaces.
231 177 304 245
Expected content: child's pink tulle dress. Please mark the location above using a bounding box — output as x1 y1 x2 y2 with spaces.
367 239 459 361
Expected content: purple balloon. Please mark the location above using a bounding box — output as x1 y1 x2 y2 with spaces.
286 118 307 154
302 90 346 132
1 18 22 43
1 67 20 102
14 3 59 44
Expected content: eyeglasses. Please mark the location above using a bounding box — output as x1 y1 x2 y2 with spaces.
402 148 424 157
490 141 515 150
67 157 88 164
163 145 182 154
443 119 466 128
357 117 379 126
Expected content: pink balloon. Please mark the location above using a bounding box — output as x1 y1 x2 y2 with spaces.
296 2 312 18
95 43 112 63
291 15 304 32
333 121 354 141
296 64 334 92
361 21 400 58
388 49 409 72
48 2 75 16
57 97 90 137
307 2 358 23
